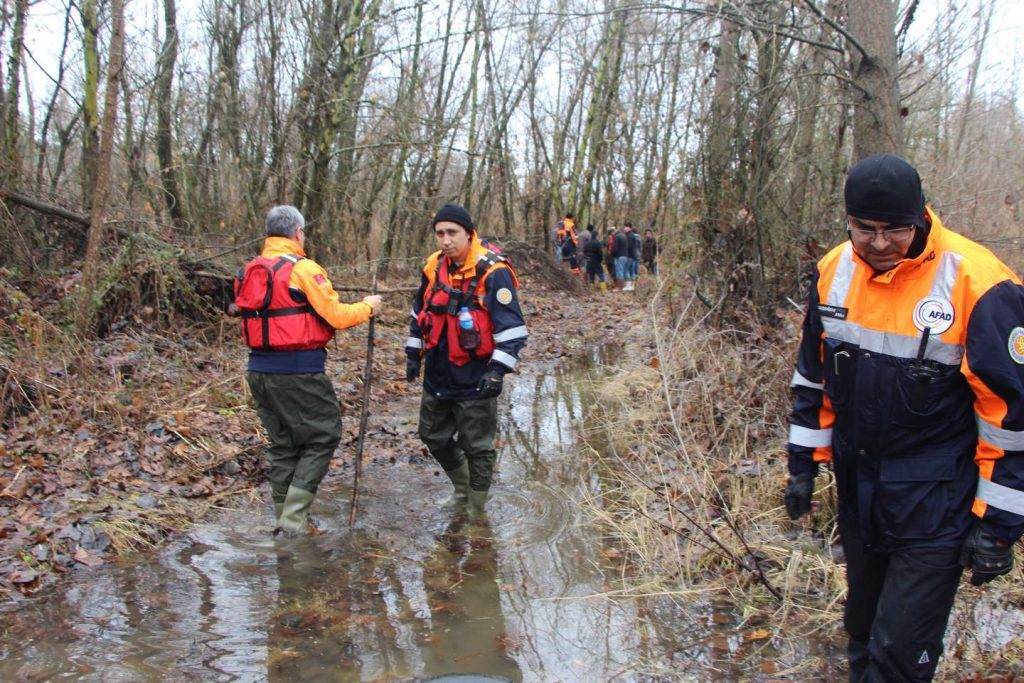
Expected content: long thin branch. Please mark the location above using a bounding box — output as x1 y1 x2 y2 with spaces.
800 0 870 61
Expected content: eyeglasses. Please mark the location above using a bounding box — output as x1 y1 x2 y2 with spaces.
848 221 915 244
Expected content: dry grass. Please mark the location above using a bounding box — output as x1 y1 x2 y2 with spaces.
578 274 1024 677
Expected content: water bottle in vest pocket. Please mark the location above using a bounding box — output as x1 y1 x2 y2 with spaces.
458 306 480 350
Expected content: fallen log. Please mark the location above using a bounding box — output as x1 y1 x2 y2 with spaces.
0 187 89 226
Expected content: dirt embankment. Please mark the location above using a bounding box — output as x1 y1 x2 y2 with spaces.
0 255 622 605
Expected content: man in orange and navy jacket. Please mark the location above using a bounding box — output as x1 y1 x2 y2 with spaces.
405 204 527 514
785 155 1022 681
236 205 382 535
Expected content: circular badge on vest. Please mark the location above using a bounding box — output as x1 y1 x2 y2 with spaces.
496 287 513 305
1009 327 1024 364
912 297 955 334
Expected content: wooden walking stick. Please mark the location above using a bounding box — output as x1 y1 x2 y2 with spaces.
349 272 378 527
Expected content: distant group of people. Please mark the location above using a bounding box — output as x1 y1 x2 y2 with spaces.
553 213 658 292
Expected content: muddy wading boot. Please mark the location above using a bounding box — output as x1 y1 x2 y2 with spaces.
276 485 316 535
444 459 471 505
467 488 489 518
273 500 284 524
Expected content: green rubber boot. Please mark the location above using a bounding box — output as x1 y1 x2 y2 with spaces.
277 486 316 534
467 488 489 517
444 460 471 505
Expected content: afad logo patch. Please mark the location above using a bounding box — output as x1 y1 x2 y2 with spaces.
912 297 955 334
1008 327 1024 364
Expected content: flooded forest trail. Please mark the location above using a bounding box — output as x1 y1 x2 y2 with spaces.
0 342 716 681
0 276 851 681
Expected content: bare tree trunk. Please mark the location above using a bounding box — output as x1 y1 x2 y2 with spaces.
1 0 27 185
788 23 827 228
951 0 994 161
77 0 126 334
35 1 74 190
847 0 903 159
156 0 186 226
703 10 740 241
460 0 484 207
80 0 101 205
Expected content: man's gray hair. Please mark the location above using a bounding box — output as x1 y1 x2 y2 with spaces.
265 205 305 237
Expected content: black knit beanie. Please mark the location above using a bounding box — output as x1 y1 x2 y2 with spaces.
432 203 475 234
844 154 927 229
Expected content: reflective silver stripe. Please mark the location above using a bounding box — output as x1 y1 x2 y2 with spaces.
977 417 1024 450
822 318 964 366
410 309 417 319
493 325 528 343
490 349 517 370
977 478 1024 516
280 254 300 263
790 369 824 391
405 336 423 349
929 251 962 301
788 424 832 448
825 243 856 306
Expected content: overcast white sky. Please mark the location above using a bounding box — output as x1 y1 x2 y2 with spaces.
19 0 1024 122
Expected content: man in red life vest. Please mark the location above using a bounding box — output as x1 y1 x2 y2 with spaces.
405 204 528 513
235 205 382 534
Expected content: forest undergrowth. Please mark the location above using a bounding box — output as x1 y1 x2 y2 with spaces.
578 270 1024 679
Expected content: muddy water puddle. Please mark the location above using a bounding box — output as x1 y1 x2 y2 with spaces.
2 356 822 681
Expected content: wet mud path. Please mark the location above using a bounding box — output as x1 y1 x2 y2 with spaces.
0 352 786 681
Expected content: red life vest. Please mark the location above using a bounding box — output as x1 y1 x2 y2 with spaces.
416 248 515 367
234 254 334 351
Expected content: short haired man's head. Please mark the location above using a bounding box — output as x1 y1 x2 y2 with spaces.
266 205 306 246
564 212 575 220
844 154 927 272
432 203 475 263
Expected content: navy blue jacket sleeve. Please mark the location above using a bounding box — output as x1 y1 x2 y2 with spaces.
965 280 1024 542
405 272 429 361
787 268 833 477
481 267 527 374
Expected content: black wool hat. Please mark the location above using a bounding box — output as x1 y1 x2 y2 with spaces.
433 203 475 234
844 154 927 228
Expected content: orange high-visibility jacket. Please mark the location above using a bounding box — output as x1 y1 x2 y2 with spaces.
788 208 1024 547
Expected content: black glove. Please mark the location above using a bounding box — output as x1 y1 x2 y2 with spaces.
476 370 504 399
405 357 421 382
960 520 1015 586
784 473 815 520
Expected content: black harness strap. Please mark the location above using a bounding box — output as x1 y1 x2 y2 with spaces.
428 250 506 311
240 305 314 319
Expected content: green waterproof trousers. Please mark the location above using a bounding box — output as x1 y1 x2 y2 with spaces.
246 372 342 508
418 390 498 492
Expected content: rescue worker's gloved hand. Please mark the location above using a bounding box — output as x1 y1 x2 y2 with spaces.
784 473 815 520
405 356 421 382
960 520 1015 586
476 370 504 399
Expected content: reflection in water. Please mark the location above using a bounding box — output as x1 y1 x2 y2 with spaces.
420 515 521 682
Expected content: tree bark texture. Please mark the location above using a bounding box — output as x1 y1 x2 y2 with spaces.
847 0 903 160
78 0 127 333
